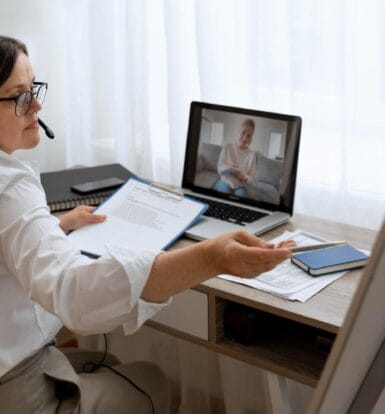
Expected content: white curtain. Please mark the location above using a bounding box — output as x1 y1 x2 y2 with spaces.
1 0 384 230
1 1 384 411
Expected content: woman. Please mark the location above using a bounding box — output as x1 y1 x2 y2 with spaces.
0 36 293 413
214 118 257 198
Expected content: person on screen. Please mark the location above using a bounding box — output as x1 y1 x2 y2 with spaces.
0 35 294 413
214 118 257 197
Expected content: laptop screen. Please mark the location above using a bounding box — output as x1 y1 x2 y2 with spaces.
182 101 302 215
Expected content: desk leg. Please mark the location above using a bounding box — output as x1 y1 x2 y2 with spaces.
265 372 291 414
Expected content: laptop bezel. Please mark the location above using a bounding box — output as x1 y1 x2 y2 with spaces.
182 101 302 216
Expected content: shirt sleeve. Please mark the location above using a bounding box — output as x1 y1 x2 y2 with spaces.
245 151 257 183
0 171 170 336
217 144 233 175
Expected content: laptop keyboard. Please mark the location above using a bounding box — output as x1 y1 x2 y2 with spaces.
190 195 267 226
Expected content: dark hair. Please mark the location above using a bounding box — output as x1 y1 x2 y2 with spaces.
0 36 28 88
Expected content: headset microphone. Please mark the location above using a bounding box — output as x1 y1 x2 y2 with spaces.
38 118 55 139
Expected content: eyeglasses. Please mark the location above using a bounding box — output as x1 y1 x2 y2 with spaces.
0 82 48 117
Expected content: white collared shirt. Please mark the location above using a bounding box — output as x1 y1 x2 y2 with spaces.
0 151 169 377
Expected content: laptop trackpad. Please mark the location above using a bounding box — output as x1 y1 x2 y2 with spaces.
185 217 240 241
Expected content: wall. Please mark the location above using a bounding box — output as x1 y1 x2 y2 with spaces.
201 109 288 157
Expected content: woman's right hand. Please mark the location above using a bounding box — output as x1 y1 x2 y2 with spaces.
142 231 292 303
204 231 292 279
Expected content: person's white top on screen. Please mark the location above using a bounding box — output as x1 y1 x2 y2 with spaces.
0 150 169 377
217 143 257 189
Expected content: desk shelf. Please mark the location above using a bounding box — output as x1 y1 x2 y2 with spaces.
215 339 326 387
213 297 334 387
148 291 336 387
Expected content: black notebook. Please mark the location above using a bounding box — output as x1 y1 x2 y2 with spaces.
40 163 135 212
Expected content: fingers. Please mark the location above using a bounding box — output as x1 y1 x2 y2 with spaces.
242 247 291 277
82 206 106 222
77 205 98 215
83 205 96 213
225 232 292 277
231 231 277 249
263 248 292 267
73 205 106 224
232 231 268 246
239 244 291 265
276 239 296 249
59 205 107 232
88 213 107 222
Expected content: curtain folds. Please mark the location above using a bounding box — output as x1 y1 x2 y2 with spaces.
2 2 384 412
2 0 384 227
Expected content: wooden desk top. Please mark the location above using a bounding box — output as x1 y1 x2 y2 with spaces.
170 214 377 334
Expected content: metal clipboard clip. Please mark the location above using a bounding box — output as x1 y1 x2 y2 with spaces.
149 182 184 201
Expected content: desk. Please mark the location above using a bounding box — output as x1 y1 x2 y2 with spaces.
142 214 374 386
73 214 375 412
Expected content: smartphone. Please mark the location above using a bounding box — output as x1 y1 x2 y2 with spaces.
71 177 125 194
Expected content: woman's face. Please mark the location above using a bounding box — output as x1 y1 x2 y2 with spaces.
237 124 254 150
0 53 41 154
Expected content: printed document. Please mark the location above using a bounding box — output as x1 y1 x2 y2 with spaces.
68 178 207 256
219 230 349 302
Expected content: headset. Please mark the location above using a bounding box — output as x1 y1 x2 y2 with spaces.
38 118 55 139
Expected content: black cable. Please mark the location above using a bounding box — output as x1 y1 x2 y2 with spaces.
100 363 155 414
81 334 108 373
82 334 155 414
55 398 63 414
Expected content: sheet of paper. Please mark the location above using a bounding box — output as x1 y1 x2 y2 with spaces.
68 178 206 256
218 230 348 302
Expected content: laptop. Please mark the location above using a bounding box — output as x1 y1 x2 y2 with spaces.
181 101 302 241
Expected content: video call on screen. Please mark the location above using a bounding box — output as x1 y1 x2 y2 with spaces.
192 108 290 206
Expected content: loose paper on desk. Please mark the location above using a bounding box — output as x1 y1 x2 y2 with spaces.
219 230 353 302
67 178 207 256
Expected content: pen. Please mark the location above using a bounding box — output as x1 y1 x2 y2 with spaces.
289 241 347 253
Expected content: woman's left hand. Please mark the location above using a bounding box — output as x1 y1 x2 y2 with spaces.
59 205 107 233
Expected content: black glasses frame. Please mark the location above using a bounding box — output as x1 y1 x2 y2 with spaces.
0 82 48 117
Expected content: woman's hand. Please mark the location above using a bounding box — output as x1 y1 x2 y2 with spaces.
204 231 293 279
233 170 247 182
275 239 296 249
143 231 294 302
59 205 107 233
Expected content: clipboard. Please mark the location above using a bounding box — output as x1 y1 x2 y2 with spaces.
149 182 184 201
67 177 208 257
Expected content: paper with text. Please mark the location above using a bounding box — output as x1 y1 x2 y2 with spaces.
67 178 207 256
219 230 348 302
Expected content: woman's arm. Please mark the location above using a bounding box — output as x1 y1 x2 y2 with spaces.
217 144 236 175
243 151 257 183
1 173 292 334
142 231 293 302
